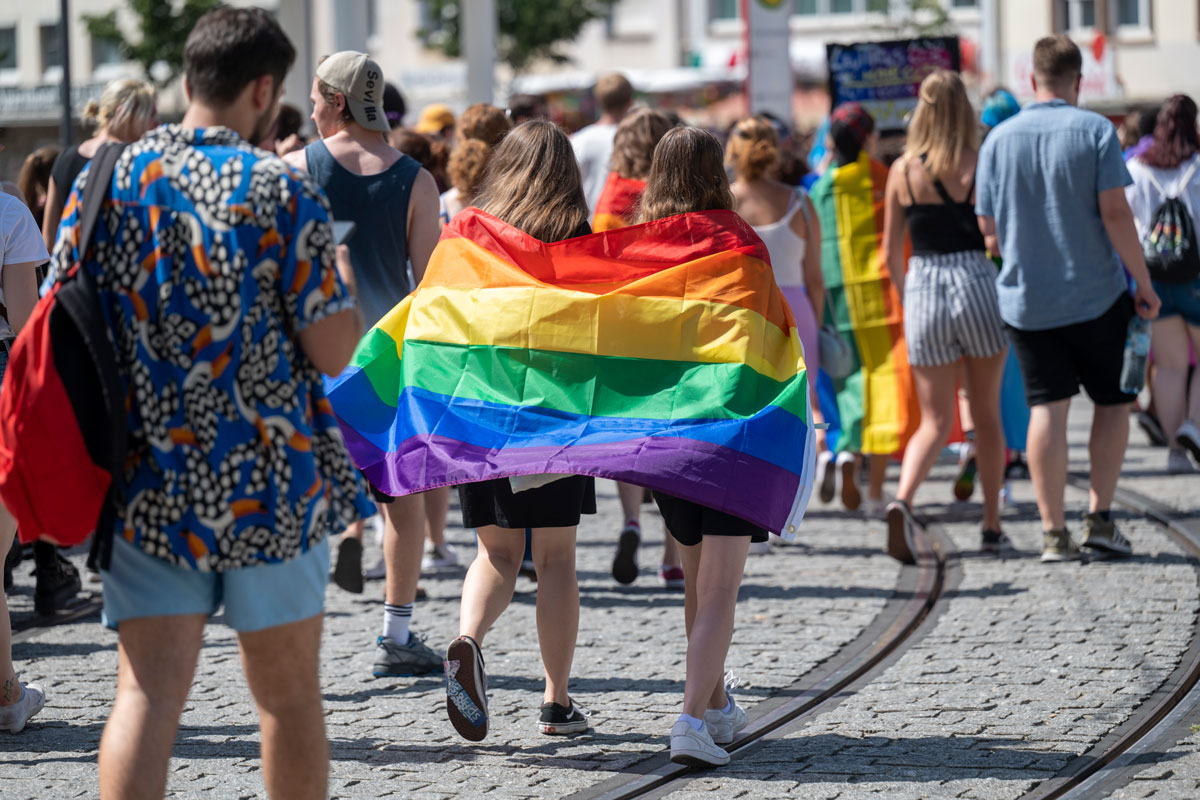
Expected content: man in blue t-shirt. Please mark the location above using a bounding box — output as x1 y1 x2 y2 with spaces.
975 34 1160 563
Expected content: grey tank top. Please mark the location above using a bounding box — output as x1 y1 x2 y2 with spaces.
305 140 421 328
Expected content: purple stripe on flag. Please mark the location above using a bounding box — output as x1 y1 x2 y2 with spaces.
341 426 801 533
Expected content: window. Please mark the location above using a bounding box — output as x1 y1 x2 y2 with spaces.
92 34 122 70
1057 0 1096 31
832 0 854 11
795 0 891 14
0 26 15 71
796 0 817 13
711 0 738 20
40 23 61 72
952 0 978 6
1115 0 1149 29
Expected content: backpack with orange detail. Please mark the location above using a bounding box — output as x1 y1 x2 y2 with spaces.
0 143 128 564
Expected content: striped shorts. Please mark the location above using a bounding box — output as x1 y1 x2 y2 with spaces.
903 250 1007 367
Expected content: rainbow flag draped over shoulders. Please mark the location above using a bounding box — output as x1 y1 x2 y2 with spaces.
326 207 817 537
592 172 646 232
810 152 918 456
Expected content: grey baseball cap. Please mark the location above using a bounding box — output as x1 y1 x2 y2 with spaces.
316 51 390 133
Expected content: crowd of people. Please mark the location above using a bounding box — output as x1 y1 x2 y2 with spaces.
0 7 1196 797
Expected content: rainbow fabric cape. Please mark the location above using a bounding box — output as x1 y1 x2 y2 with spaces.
810 153 918 455
592 173 646 232
325 208 817 537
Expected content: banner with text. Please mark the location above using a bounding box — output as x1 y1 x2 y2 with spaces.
826 37 961 131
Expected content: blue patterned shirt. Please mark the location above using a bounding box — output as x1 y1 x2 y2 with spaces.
51 125 373 571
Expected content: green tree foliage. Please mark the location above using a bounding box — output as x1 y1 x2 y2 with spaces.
84 0 222 87
875 0 954 37
422 0 616 74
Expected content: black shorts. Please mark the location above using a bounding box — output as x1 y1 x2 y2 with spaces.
653 492 768 546
360 470 395 505
1006 294 1137 407
459 476 596 529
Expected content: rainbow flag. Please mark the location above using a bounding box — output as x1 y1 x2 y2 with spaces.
592 172 646 232
326 208 817 537
810 153 918 455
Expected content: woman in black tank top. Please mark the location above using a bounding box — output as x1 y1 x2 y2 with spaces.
880 69 1009 561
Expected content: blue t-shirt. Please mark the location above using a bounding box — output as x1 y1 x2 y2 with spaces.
975 99 1131 331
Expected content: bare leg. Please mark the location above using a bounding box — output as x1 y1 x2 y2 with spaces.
424 487 451 549
98 614 206 800
964 349 1009 531
678 536 751 718
531 527 578 706
1188 324 1200 425
867 453 889 502
340 520 364 542
458 526 524 646
956 360 975 433
239 614 327 800
1089 402 1131 514
895 362 958 505
0 505 19 704
616 483 643 527
1151 317 1191 451
662 531 681 569
1027 399 1070 531
383 493 426 607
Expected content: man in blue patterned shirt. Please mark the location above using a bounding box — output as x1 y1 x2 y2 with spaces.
49 9 372 798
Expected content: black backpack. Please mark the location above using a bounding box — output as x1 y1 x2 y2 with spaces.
1141 158 1200 284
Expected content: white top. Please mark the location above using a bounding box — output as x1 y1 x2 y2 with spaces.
439 186 464 227
0 192 49 339
571 123 618 215
750 191 808 289
1126 153 1200 240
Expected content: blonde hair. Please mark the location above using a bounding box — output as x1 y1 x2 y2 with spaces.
903 70 977 182
82 78 156 138
637 126 733 223
610 108 673 181
475 119 589 243
725 116 780 182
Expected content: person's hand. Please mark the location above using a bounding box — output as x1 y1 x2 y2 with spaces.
1134 282 1161 320
335 244 356 296
275 133 304 157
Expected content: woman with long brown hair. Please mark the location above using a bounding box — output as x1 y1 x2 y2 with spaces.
637 126 760 767
439 103 512 226
1126 94 1200 473
444 120 595 743
17 146 60 231
881 69 1008 560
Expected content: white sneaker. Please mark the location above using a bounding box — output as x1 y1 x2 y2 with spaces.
861 498 886 521
816 450 836 503
0 683 45 733
363 556 387 581
1176 421 1200 464
1168 449 1196 474
704 695 748 746
670 719 730 767
422 543 459 570
748 540 771 556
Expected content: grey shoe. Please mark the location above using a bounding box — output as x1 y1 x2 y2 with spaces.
703 693 748 746
373 632 444 677
0 683 45 733
1041 529 1083 562
1081 513 1132 557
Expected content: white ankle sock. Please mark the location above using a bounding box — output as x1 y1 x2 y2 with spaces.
678 713 705 731
383 603 412 644
722 695 734 714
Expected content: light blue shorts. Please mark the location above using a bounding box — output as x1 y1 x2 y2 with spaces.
101 535 330 633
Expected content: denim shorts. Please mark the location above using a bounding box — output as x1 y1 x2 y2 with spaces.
1153 278 1200 327
101 535 330 633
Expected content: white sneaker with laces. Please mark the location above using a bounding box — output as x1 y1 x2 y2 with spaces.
1176 421 1200 464
670 719 730 767
363 556 387 581
0 683 45 733
422 543 459 570
748 540 771 556
704 695 748 745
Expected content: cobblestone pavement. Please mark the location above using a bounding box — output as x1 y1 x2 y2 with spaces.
5 400 1200 800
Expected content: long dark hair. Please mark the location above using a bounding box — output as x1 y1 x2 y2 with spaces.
1142 94 1200 170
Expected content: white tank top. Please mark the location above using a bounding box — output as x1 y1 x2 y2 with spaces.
751 191 808 289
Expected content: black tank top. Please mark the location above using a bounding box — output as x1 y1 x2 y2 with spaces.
902 158 986 256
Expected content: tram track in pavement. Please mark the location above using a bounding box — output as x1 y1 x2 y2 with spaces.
1015 476 1200 800
566 519 956 800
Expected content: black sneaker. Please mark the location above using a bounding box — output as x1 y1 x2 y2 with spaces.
34 551 81 615
1136 411 1168 447
980 529 1012 554
4 536 21 593
538 699 589 735
332 537 364 594
445 635 489 741
884 500 916 565
611 526 640 585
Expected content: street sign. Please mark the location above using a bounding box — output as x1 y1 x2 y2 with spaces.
743 0 794 122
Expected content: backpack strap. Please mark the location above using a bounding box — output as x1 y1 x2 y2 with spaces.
75 143 126 263
1173 157 1200 198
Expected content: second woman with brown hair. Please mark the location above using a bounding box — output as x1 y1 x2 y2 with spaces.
444 119 595 743
881 69 1008 560
638 126 762 767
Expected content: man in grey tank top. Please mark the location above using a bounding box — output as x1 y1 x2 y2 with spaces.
284 51 443 678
